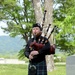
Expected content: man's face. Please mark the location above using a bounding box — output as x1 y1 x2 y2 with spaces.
32 27 41 36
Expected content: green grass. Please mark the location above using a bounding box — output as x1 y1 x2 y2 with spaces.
0 64 66 75
0 64 28 75
48 65 66 75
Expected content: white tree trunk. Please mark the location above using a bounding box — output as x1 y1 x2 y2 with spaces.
32 0 55 72
32 0 43 24
44 0 55 71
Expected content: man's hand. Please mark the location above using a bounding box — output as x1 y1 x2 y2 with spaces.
29 54 33 60
30 51 39 56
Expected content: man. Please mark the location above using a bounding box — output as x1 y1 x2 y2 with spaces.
24 23 50 75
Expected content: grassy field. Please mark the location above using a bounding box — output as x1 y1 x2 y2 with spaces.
0 64 66 75
48 65 66 75
0 64 28 75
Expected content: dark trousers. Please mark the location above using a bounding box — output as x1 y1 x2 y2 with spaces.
28 60 47 75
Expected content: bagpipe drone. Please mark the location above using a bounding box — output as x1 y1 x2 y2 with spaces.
30 10 56 55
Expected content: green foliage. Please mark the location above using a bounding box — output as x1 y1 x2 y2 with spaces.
0 0 35 40
18 48 29 62
18 48 25 59
17 45 29 63
0 0 17 20
54 54 67 62
53 0 75 55
0 0 75 58
0 0 36 59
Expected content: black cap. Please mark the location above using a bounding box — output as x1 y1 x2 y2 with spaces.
32 23 42 31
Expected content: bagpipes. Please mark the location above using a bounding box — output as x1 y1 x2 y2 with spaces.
30 10 56 55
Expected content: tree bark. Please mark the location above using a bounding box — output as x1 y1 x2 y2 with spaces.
32 0 43 24
32 0 55 72
44 0 55 71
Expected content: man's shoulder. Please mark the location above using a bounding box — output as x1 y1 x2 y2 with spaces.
27 38 33 43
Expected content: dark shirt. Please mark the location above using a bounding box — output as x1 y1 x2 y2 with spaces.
24 35 50 63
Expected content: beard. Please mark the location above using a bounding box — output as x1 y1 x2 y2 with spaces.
33 32 42 37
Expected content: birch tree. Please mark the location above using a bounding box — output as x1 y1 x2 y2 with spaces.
44 0 55 71
32 0 43 24
32 0 55 71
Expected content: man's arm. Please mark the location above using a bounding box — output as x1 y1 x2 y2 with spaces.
24 39 35 60
24 43 30 58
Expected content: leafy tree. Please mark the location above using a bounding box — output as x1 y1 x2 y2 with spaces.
0 0 75 57
0 0 36 60
53 0 75 55
0 0 35 42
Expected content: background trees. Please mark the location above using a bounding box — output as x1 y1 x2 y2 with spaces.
0 0 75 71
0 0 35 42
54 0 75 55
